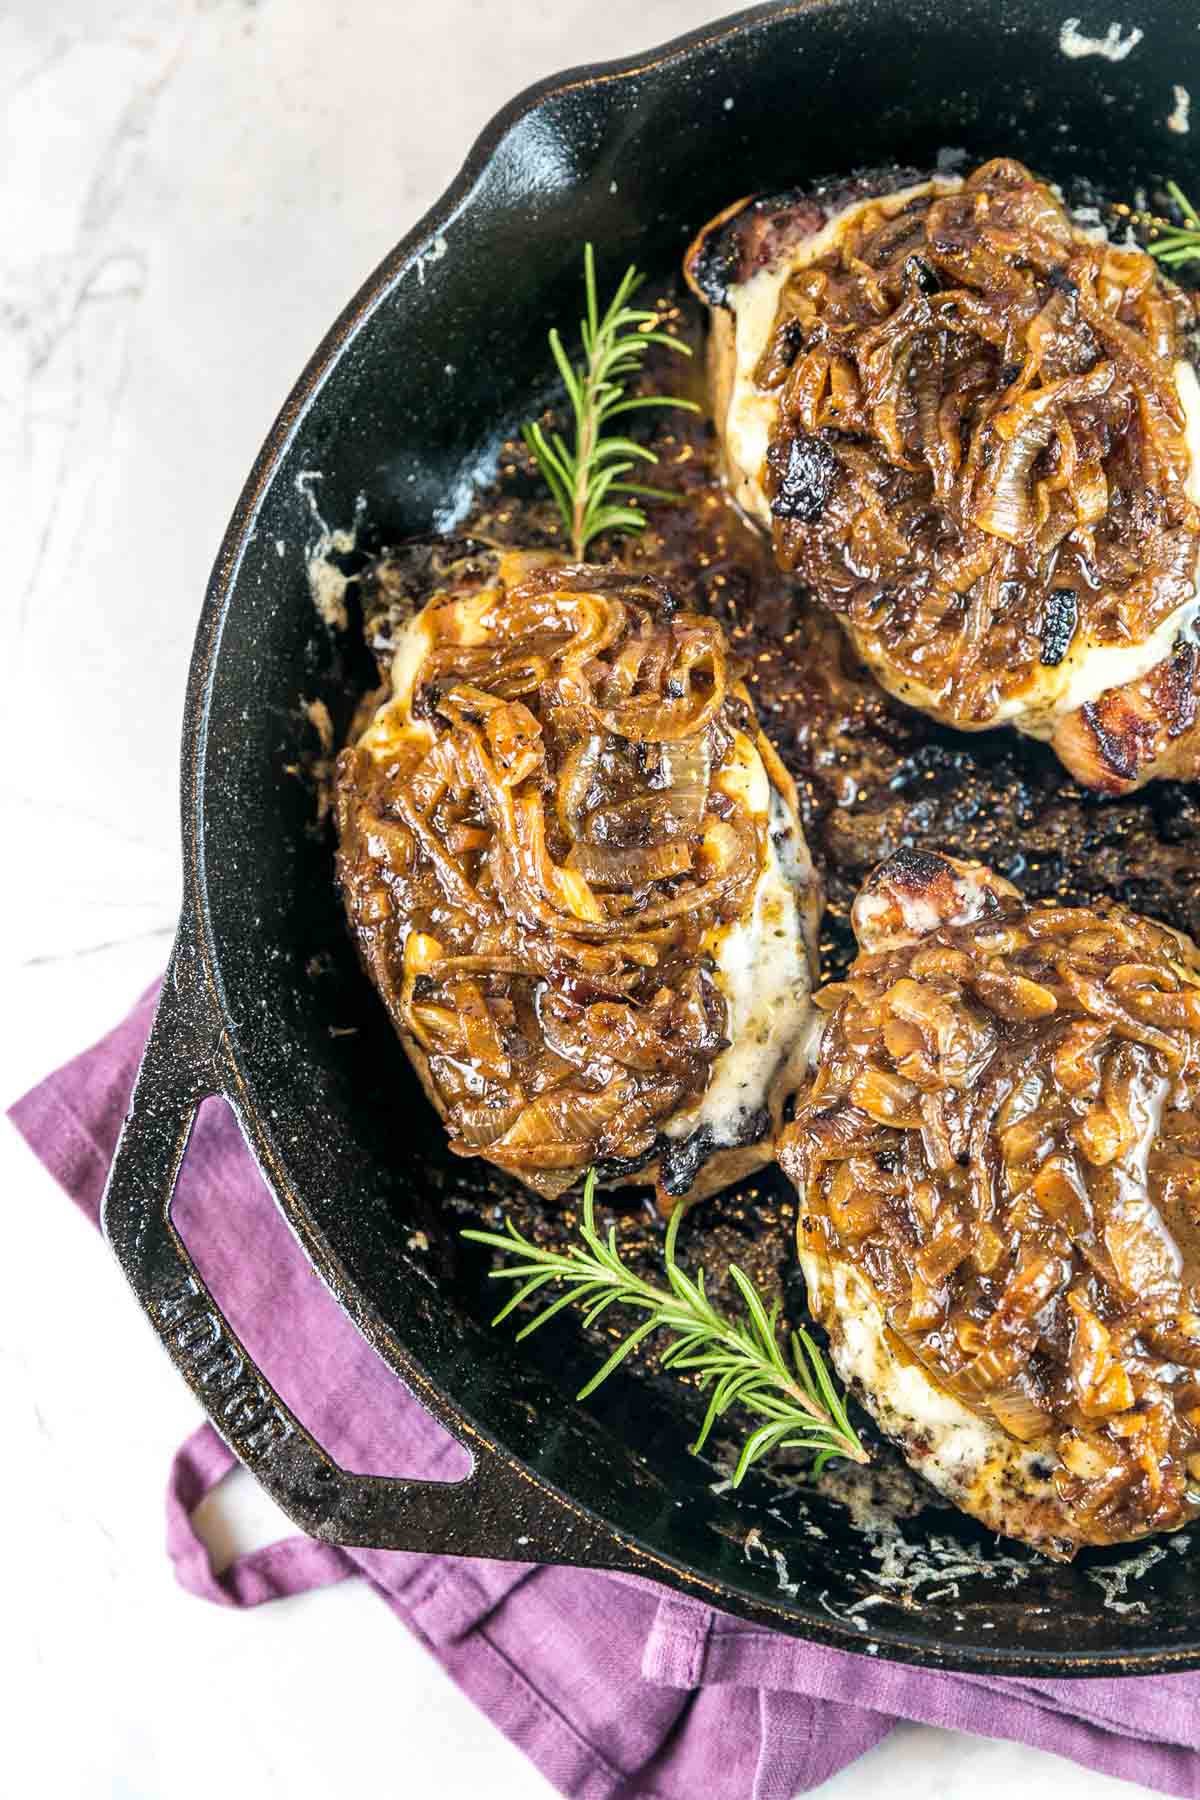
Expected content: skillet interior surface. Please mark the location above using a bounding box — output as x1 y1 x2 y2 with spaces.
152 0 1200 1671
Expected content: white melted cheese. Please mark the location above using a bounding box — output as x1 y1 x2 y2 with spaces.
386 608 434 715
798 1249 1064 1527
357 606 435 761
357 578 506 759
360 550 548 755
720 183 1200 736
1002 587 1200 734
665 735 815 1146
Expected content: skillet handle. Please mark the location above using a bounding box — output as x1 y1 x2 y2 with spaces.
101 930 624 1564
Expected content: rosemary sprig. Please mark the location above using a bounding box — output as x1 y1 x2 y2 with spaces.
462 1172 867 1484
1146 181 1200 268
521 244 700 561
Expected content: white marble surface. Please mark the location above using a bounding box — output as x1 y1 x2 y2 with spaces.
0 4 1168 1797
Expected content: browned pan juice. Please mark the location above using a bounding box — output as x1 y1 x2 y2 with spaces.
417 276 1200 1499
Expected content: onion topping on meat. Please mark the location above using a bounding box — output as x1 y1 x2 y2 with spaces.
781 849 1200 1547
335 552 813 1200
741 158 1200 738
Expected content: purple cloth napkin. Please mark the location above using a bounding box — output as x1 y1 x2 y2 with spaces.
10 985 1200 1799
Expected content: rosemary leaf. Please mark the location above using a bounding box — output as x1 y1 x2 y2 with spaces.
1146 181 1200 268
521 244 700 560
462 1171 867 1484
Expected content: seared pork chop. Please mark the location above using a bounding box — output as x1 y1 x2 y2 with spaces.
781 846 1200 1555
686 159 1200 793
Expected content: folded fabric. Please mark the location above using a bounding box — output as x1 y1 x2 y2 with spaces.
10 984 1200 1800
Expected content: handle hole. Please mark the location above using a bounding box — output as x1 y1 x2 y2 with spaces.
170 1097 472 1482
192 1459 295 1572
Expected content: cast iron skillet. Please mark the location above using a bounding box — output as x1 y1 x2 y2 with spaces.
103 0 1200 1674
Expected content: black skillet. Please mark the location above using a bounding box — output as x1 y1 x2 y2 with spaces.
102 0 1200 1674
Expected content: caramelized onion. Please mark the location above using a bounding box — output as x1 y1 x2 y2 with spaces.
971 416 1053 542
983 1383 1050 1443
758 158 1200 733
657 736 712 834
567 839 693 888
782 855 1200 1546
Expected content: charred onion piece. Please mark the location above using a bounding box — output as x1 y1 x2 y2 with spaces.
780 847 1200 1556
336 543 819 1205
686 157 1200 793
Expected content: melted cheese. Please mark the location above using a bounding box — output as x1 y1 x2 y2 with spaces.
357 576 511 758
665 740 816 1146
386 607 434 715
362 548 547 749
798 1247 1071 1544
357 604 435 761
